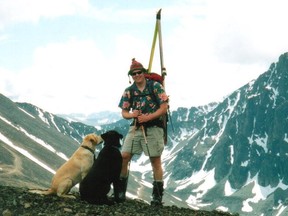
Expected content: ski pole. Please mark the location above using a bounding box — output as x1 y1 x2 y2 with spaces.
141 125 148 144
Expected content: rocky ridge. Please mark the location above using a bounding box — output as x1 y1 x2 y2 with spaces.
0 185 239 216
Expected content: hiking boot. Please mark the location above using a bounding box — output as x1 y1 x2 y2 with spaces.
151 181 164 206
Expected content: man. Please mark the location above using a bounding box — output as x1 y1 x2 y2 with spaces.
118 58 168 206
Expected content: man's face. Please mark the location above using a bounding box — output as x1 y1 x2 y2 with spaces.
131 70 144 83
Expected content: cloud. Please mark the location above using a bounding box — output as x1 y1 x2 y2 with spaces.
0 68 17 96
8 39 123 114
159 0 288 110
0 0 90 28
1 0 288 115
8 36 154 114
207 0 288 64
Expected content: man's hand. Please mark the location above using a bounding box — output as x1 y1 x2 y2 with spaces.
137 113 151 124
132 109 141 118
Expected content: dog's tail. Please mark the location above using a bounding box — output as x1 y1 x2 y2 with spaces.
28 188 54 196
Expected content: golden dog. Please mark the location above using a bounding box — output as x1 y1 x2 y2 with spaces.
29 133 103 198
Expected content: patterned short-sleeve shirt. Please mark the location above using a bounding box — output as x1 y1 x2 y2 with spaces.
118 80 168 114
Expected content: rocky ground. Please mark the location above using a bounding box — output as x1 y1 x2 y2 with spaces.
0 185 239 216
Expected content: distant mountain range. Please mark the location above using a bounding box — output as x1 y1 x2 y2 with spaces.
58 111 122 127
1 52 288 215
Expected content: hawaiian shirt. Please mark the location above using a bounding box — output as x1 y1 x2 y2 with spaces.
118 79 168 114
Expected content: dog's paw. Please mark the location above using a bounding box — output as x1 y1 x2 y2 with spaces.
60 194 76 199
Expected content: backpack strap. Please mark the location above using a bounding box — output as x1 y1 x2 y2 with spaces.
147 80 159 106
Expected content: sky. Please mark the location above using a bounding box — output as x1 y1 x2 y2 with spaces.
1 0 288 115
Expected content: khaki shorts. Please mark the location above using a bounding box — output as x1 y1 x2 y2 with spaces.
122 126 164 157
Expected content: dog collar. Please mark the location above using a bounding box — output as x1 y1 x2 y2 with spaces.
81 145 95 155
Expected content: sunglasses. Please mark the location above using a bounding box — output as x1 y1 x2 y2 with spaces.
131 71 143 76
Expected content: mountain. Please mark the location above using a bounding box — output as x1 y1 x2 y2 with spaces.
0 95 231 216
58 111 122 127
0 94 186 208
1 52 288 215
163 52 288 215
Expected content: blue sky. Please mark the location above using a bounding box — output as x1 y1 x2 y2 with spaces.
1 0 288 115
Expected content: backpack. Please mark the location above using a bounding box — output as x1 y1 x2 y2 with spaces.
144 72 164 85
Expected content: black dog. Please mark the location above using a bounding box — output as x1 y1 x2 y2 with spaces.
79 130 123 205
